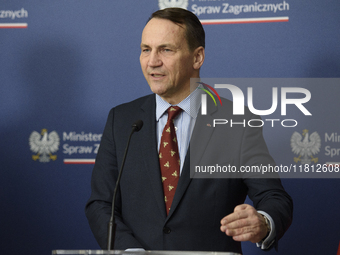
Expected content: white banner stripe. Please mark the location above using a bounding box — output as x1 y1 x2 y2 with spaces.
63 159 95 164
0 23 28 28
200 16 289 24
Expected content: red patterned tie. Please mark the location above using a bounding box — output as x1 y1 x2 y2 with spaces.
159 106 182 215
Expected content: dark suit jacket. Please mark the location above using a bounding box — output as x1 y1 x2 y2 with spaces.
85 94 293 253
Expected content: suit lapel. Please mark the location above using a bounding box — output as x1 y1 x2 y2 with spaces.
138 95 167 219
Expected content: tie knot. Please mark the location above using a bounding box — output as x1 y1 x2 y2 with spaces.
167 106 182 121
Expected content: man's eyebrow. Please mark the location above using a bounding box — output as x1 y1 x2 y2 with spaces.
140 43 150 48
159 44 175 48
140 43 176 49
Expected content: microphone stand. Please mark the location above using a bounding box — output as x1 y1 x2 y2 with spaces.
107 120 143 250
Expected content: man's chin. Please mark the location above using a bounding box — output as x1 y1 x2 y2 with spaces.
149 84 168 96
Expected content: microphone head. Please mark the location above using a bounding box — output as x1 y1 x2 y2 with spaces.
132 120 143 132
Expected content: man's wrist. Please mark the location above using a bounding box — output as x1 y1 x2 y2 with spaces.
261 214 271 239
257 211 276 250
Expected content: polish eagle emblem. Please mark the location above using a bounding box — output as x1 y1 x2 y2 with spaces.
159 0 188 10
29 129 60 162
290 129 321 164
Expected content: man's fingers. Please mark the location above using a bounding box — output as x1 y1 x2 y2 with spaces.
220 204 267 243
220 214 255 233
226 217 251 230
225 224 251 236
221 208 249 225
234 204 248 212
225 224 264 243
231 232 258 243
220 204 255 226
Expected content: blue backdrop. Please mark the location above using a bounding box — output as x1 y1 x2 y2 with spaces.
1 1 339 254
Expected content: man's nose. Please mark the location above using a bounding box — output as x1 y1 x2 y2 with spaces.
148 51 162 67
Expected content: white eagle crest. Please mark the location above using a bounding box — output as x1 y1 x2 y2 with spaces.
29 129 60 162
159 0 188 10
290 129 321 164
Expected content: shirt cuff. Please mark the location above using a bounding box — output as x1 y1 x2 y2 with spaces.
256 210 276 250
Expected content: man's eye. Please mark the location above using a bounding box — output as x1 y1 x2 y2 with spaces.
142 49 150 53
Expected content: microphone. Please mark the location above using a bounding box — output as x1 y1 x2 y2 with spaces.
107 120 144 250
132 119 143 132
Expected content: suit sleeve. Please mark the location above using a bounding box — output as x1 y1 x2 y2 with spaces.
85 108 144 250
240 113 293 251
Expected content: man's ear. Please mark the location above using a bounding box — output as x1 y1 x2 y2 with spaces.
193 46 205 70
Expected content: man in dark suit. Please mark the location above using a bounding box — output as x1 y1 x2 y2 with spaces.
85 8 293 254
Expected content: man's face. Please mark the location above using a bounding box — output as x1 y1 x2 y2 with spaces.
140 18 198 104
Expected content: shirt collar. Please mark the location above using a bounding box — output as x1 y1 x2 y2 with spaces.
155 85 202 121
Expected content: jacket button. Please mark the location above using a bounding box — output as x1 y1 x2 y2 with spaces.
163 227 171 234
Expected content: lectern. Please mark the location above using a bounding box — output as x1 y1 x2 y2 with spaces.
52 250 241 255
